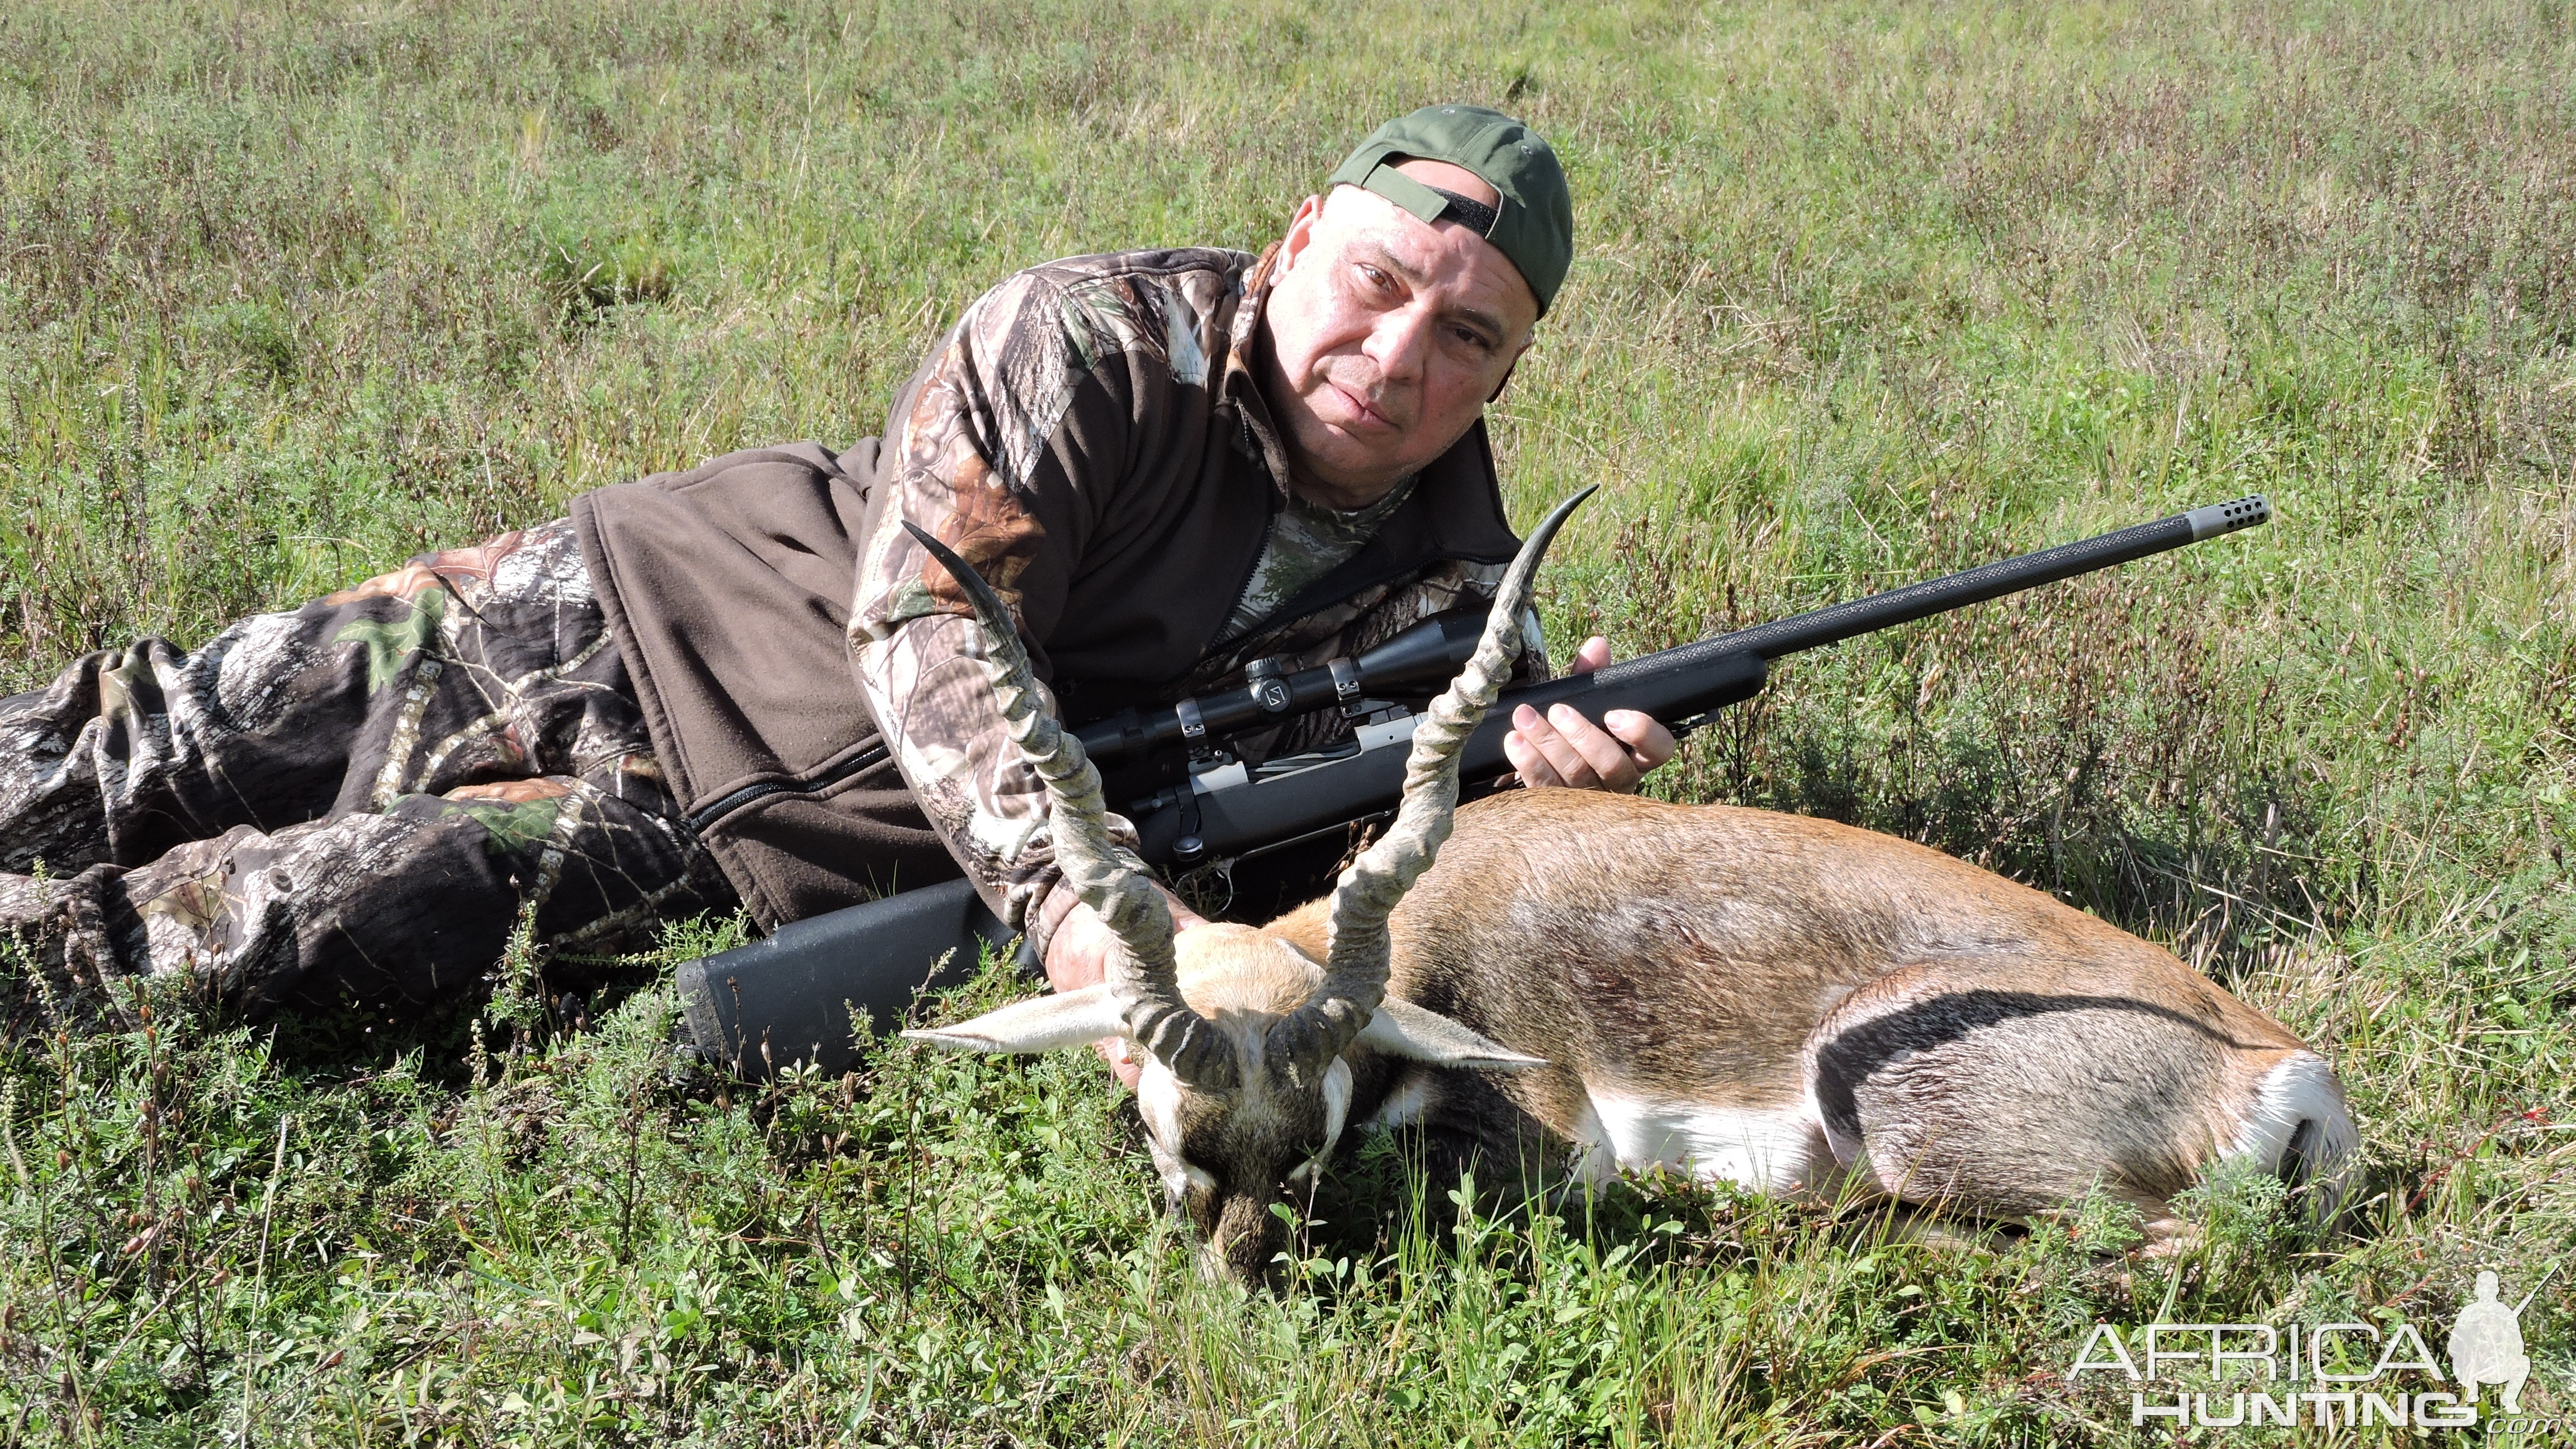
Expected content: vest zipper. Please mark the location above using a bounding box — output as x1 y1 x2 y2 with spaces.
1206 483 1283 654
687 742 889 834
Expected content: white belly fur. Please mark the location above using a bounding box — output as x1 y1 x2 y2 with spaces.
2225 1052 2359 1210
1570 1088 1830 1192
1361 1069 1437 1133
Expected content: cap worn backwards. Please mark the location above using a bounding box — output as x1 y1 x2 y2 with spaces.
1326 103 1574 316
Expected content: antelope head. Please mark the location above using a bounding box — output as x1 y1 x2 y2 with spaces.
899 490 1590 1284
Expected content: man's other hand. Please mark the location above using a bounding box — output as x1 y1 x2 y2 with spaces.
1042 892 1209 1091
1502 636 1678 792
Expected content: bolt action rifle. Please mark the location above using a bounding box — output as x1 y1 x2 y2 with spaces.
677 494 2273 1078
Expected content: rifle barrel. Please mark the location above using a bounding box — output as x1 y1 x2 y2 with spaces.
1664 494 2269 669
678 494 2275 1076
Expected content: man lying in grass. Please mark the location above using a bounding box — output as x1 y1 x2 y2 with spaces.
0 105 1672 1065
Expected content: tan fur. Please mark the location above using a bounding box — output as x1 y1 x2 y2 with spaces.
1262 789 2350 1232
932 790 2353 1281
1175 924 1322 1021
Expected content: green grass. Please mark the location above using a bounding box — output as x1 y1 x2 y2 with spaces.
4 0 2575 1442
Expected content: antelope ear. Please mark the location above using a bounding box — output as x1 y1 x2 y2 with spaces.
1357 998 1547 1072
902 983 1128 1055
1289 1058 1355 1186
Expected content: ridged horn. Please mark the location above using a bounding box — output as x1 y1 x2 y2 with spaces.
902 523 1239 1090
1265 486 1598 1083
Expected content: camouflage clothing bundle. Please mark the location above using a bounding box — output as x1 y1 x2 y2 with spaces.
0 522 725 1033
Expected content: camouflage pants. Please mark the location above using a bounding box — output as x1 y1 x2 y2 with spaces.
0 520 731 1035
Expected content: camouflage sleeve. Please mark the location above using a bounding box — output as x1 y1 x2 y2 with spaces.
847 271 1144 958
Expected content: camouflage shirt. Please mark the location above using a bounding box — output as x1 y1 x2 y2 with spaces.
1218 476 1418 646
847 246 1543 957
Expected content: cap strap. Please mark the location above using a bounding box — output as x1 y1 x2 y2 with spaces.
1359 162 1502 238
1422 186 1500 237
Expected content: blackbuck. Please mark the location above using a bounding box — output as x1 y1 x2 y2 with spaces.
901 503 2357 1285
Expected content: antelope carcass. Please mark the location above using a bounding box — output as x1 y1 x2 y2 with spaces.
899 505 2356 1284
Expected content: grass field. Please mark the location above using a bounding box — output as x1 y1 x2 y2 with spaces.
4 0 2575 1442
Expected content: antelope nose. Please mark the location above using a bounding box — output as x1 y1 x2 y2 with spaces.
1209 1231 1280 1287
1205 1194 1286 1286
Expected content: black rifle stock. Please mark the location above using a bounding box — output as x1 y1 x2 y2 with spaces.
676 494 2271 1078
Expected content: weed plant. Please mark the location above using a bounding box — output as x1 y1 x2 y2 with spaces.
2 0 2573 1443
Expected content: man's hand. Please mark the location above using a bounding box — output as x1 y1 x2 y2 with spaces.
1502 635 1677 792
1042 892 1208 1090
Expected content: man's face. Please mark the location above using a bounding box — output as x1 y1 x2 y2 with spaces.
1258 159 1540 509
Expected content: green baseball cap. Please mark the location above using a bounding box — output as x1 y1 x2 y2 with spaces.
1326 103 1573 316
